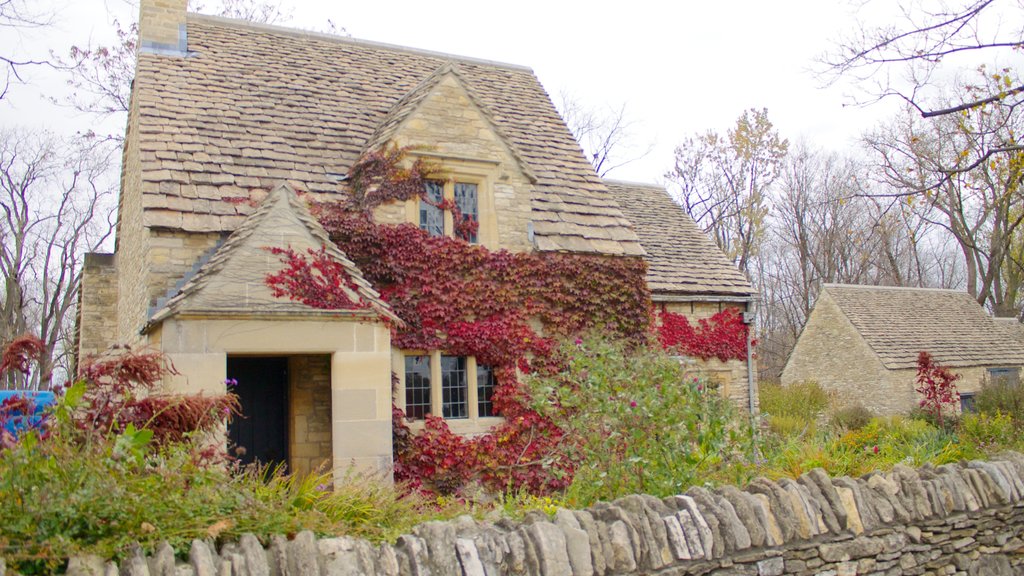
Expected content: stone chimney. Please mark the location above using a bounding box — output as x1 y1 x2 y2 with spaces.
139 0 188 56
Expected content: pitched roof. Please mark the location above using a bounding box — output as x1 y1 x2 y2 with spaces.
823 284 1024 370
144 182 398 332
132 14 642 256
607 180 754 298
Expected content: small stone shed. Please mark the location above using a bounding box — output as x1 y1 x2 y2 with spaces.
781 283 1024 415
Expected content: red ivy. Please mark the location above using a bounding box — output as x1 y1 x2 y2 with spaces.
266 146 747 496
656 307 751 362
265 246 368 311
312 206 649 494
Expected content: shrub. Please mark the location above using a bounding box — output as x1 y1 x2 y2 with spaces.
758 381 830 438
958 411 1018 453
829 404 874 431
973 378 1024 426
914 351 961 429
522 335 753 506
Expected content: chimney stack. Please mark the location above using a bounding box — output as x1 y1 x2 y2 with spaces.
139 0 188 56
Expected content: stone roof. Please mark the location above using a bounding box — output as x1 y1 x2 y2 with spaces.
607 180 753 298
823 284 1024 370
133 14 642 256
144 182 399 332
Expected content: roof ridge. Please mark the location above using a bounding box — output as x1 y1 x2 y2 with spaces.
186 13 534 72
603 179 668 190
823 283 965 294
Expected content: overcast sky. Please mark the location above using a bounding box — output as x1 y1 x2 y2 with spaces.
1 0 910 183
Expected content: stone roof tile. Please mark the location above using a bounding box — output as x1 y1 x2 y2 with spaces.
133 15 642 256
607 180 754 298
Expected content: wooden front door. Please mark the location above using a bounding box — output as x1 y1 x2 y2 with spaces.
227 356 289 470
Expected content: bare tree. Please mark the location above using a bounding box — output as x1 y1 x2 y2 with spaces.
821 0 1024 118
666 108 789 274
558 92 651 178
0 0 56 100
0 129 116 389
864 70 1024 316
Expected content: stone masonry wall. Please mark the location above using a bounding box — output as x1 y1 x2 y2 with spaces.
371 73 534 253
116 94 150 345
288 355 333 478
781 291 891 414
77 253 119 361
662 301 755 413
61 454 1024 575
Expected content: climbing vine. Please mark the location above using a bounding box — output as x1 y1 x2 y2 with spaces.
267 145 750 495
655 307 752 362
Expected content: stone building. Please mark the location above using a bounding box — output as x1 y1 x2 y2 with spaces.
77 0 754 477
781 284 1024 415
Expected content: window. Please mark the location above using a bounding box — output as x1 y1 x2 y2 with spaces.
454 183 478 243
441 355 468 419
477 363 496 417
960 392 977 413
988 367 1020 386
399 352 498 423
418 180 478 242
420 181 444 237
404 355 432 420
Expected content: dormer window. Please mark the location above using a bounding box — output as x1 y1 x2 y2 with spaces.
419 180 479 243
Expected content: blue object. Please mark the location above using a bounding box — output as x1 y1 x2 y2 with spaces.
0 390 56 435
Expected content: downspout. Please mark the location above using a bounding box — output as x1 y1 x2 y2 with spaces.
743 297 758 416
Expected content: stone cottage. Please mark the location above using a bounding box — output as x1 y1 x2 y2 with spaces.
76 0 755 477
781 284 1024 415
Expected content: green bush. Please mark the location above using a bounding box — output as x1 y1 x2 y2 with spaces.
829 404 874 431
523 335 753 506
958 411 1018 452
758 381 830 438
0 389 461 574
974 379 1024 426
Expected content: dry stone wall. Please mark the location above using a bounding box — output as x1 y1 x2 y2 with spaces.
52 454 1024 576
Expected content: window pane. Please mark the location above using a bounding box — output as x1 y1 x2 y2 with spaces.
404 355 431 420
441 356 468 419
420 181 444 237
960 392 976 413
454 182 478 243
477 363 496 417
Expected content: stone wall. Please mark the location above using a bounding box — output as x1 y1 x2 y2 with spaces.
289 355 333 478
116 94 150 345
62 454 1024 575
77 253 119 361
662 301 755 413
781 291 891 414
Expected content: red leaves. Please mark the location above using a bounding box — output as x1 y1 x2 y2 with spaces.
77 348 237 448
344 144 438 213
656 307 750 361
264 246 368 311
915 351 961 428
0 334 45 377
